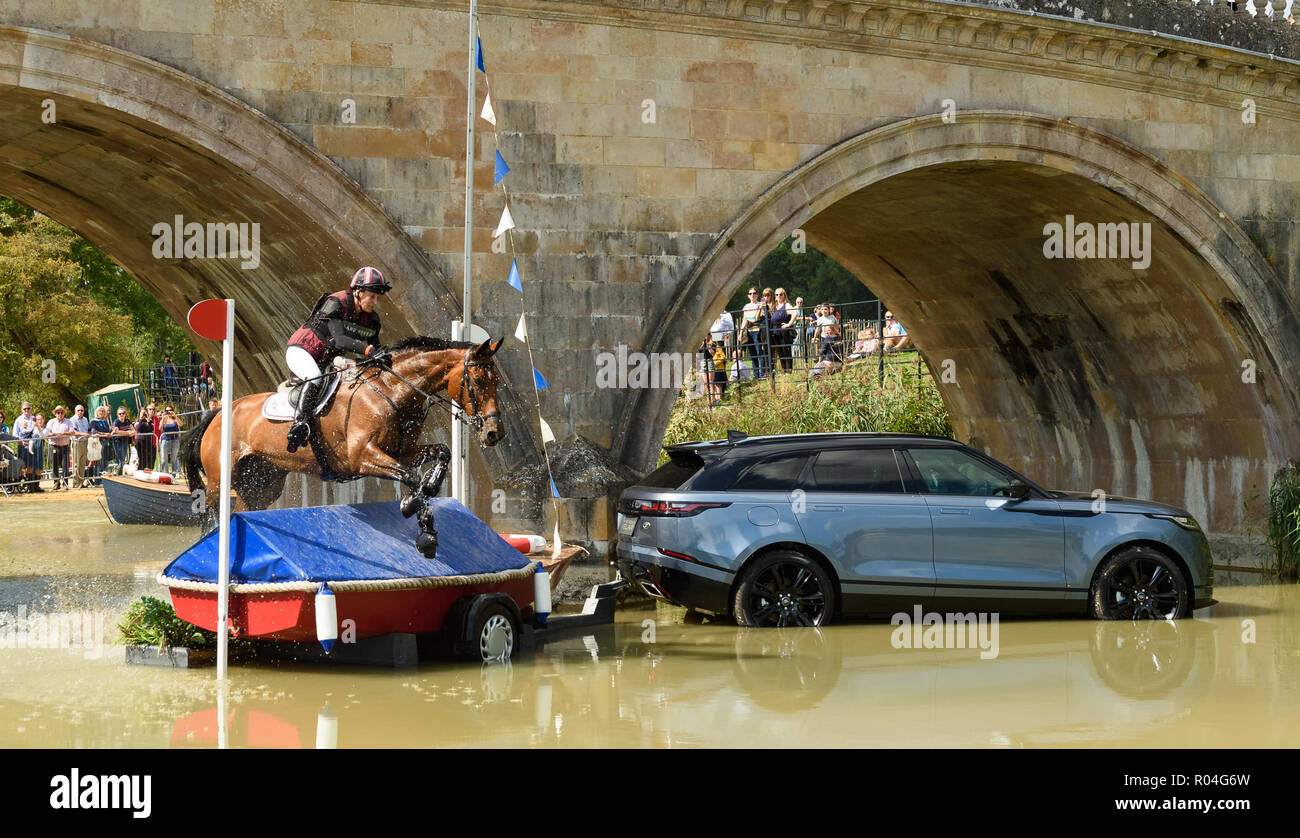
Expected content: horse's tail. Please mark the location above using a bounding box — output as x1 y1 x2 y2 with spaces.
182 409 218 498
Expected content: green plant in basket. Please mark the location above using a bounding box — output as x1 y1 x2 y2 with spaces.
117 595 216 650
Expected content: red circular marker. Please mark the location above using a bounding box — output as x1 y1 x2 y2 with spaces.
187 299 231 341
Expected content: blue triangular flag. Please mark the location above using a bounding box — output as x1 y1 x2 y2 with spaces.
507 259 522 291
476 38 485 73
550 475 560 498
533 367 549 390
494 150 510 185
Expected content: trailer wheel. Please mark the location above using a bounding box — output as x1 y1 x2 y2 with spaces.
446 594 522 662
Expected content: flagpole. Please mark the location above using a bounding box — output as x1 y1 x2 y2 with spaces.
455 0 479 505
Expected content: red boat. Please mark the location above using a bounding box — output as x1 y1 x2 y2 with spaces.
159 499 579 660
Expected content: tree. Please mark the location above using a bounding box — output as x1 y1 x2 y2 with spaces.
724 240 876 313
0 199 176 410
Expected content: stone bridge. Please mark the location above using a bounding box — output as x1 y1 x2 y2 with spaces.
4 0 1300 555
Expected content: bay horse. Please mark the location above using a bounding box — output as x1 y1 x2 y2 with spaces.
182 336 505 556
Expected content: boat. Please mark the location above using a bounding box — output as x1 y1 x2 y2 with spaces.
101 474 203 526
160 498 579 644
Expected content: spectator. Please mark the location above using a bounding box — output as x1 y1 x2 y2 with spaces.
740 287 769 380
112 406 135 474
848 328 881 360
813 304 843 363
0 409 8 435
68 404 90 487
46 406 73 490
201 398 220 424
728 349 753 383
30 412 47 491
709 309 735 351
790 297 808 362
770 287 795 374
14 402 38 492
135 406 157 471
87 405 111 485
882 311 912 351
158 407 183 474
197 359 215 398
162 356 180 400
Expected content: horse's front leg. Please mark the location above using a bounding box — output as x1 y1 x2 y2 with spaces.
413 443 451 498
350 442 425 517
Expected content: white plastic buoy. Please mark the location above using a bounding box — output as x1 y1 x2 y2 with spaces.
316 701 338 749
501 533 546 553
533 562 551 626
315 583 337 652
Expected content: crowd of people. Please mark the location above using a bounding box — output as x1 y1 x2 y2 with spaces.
0 398 210 494
698 289 913 404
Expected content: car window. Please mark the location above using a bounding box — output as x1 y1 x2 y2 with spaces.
730 453 810 491
908 448 1016 497
639 453 705 489
808 448 904 493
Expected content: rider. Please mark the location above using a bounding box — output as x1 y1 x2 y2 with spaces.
284 267 388 452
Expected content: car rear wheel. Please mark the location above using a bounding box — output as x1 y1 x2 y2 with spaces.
733 550 836 628
1090 546 1189 621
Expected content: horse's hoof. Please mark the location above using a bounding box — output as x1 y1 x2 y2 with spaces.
416 531 438 558
400 492 423 518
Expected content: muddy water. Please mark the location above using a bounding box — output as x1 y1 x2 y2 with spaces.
2 496 1299 747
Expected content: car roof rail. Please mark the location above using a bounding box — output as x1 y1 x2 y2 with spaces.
726 430 748 444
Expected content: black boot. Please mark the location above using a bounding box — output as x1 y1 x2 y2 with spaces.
286 378 322 453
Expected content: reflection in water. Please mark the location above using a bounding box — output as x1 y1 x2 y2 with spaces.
1 497 1298 747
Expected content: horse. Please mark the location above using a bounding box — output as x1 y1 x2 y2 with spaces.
181 336 505 556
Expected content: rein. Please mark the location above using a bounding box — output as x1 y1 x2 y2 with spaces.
356 348 499 432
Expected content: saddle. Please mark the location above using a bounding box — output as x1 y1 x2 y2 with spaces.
261 363 345 422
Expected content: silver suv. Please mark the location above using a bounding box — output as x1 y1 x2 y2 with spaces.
616 433 1214 627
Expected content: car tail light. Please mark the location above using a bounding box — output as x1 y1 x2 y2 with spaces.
627 499 730 517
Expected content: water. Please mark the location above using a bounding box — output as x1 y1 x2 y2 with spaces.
2 496 1298 747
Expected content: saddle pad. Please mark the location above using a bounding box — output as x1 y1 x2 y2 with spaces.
261 373 341 422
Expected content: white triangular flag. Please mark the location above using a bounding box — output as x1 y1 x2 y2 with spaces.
515 313 528 343
539 416 555 444
493 203 515 237
480 93 496 125
551 520 561 560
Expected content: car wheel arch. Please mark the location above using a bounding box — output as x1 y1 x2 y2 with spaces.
1088 539 1195 600
729 541 842 616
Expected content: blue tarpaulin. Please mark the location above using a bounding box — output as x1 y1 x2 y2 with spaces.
162 499 529 584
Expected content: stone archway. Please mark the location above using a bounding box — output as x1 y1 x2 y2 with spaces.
0 24 534 472
621 111 1300 533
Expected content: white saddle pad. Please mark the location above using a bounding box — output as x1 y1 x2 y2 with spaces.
261 373 342 422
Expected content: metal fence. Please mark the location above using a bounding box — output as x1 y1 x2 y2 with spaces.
119 363 219 413
687 298 929 405
0 406 204 495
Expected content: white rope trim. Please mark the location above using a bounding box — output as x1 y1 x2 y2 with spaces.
158 562 537 594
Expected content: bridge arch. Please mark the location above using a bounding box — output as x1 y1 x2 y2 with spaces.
0 25 532 472
622 110 1300 532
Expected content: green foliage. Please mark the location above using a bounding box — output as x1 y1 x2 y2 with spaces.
662 357 953 460
1267 460 1300 583
725 240 872 311
116 596 215 650
0 197 193 410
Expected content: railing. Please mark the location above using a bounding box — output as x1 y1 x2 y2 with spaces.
688 299 931 407
0 407 204 495
118 362 219 415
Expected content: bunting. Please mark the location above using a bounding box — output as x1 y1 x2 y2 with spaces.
480 94 496 126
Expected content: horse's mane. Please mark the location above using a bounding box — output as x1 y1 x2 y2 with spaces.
384 335 477 355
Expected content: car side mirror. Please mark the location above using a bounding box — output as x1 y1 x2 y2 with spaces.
1007 481 1031 502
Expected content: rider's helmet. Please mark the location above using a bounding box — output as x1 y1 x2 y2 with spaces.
350 266 391 293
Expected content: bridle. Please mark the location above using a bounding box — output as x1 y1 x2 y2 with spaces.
357 347 501 433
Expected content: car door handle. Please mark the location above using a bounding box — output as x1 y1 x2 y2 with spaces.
937 507 969 515
812 504 844 512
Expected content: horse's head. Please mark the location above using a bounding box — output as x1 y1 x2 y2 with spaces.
456 337 506 447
